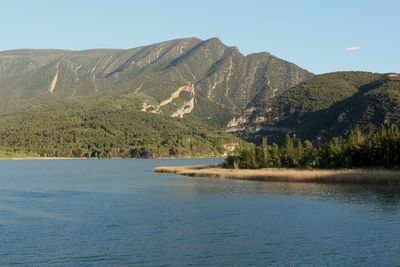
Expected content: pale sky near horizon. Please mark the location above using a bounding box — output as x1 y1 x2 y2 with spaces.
0 0 398 74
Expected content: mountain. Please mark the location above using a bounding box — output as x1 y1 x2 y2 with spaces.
0 37 312 128
227 72 400 143
1 38 398 156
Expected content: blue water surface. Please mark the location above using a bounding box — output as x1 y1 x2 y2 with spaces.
0 159 399 266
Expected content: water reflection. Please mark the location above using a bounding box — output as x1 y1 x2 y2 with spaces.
171 176 400 209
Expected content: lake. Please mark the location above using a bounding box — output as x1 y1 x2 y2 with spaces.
0 159 399 266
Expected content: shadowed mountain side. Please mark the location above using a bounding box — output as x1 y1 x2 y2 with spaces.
227 72 400 143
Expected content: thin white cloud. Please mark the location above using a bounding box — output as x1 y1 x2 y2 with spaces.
346 46 361 51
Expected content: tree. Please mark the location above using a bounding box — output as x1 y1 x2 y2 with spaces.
303 140 314 167
255 145 265 169
347 127 365 149
222 124 400 170
269 143 281 167
257 137 269 168
240 145 257 169
296 140 303 167
345 127 366 167
282 135 295 167
327 137 345 168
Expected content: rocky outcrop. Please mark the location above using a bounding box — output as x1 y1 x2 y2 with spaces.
0 37 312 128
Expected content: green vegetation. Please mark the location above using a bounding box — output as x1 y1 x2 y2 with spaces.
224 125 400 169
0 98 240 158
0 37 311 129
235 72 400 144
0 37 313 158
1 40 399 162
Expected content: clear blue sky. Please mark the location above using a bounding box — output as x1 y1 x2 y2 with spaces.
0 0 398 74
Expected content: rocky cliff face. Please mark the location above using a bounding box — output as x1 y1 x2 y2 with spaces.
0 37 312 128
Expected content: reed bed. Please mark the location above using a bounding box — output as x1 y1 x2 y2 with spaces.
154 166 400 185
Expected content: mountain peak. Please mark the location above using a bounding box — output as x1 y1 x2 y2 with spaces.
0 37 312 128
205 37 222 43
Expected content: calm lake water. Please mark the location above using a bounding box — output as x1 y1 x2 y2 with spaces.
0 159 399 266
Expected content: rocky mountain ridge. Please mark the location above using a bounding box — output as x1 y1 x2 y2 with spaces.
0 37 312 127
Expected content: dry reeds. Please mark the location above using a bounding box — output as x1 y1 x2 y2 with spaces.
154 166 400 185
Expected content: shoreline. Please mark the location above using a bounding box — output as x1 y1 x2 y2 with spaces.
154 166 400 185
0 156 223 161
0 157 82 160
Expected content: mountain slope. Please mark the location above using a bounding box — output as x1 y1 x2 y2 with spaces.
227 72 400 143
0 37 312 128
0 97 241 158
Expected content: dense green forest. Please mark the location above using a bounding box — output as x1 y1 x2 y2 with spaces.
0 98 240 158
224 124 400 169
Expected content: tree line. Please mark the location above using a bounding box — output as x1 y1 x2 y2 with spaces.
0 104 237 159
224 125 400 169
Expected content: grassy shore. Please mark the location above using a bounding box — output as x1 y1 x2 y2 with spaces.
154 166 400 185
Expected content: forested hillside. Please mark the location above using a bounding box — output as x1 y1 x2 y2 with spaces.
0 98 240 158
227 72 400 143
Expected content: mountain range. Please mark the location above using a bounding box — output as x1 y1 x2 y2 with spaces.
0 37 311 128
0 37 398 157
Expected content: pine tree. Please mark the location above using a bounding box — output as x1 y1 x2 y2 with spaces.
282 135 295 167
261 137 269 168
239 145 257 169
270 143 281 167
345 127 366 167
327 137 345 168
347 127 365 149
254 145 263 169
296 140 303 167
303 140 314 167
